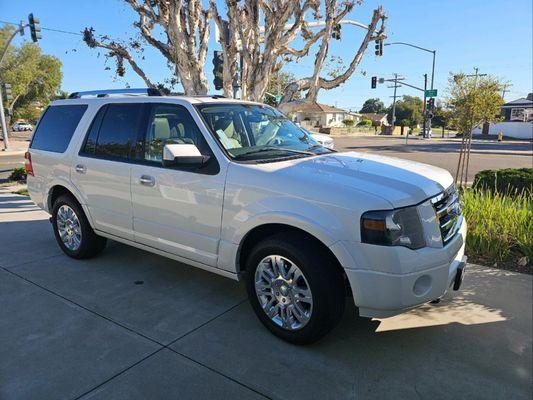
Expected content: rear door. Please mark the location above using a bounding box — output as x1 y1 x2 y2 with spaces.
72 103 148 241
130 103 225 266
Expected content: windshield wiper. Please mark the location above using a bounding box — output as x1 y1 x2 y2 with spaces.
233 146 314 160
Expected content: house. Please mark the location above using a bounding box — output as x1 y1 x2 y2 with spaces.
471 93 533 139
278 101 358 128
360 113 389 126
500 93 533 122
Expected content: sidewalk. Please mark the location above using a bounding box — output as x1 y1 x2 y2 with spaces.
0 139 29 156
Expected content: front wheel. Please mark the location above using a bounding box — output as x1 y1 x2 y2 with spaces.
245 232 345 344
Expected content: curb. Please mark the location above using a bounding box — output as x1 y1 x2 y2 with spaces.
0 150 27 157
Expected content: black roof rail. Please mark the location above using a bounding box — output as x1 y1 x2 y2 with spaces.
68 88 163 99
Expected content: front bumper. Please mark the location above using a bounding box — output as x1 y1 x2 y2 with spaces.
336 219 467 318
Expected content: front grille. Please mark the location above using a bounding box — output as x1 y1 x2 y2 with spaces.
431 185 463 245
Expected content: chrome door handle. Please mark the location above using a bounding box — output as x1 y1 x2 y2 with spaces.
139 175 155 187
75 164 86 174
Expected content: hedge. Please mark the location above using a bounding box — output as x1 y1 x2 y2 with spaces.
472 168 533 195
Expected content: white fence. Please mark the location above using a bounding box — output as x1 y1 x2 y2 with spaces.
472 122 533 140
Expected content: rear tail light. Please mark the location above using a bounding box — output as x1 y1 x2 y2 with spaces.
24 151 34 176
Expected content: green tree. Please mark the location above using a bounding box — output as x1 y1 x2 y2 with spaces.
388 95 423 134
360 98 386 114
445 72 504 135
0 26 62 124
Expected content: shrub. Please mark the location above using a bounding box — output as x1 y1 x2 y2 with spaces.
357 119 372 127
473 168 533 195
342 119 355 127
461 188 532 263
9 167 27 182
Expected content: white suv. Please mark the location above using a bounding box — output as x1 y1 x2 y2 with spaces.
26 89 466 344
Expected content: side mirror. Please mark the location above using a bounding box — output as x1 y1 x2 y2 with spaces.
162 144 210 168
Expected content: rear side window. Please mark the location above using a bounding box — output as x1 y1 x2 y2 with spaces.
30 105 88 153
82 103 144 160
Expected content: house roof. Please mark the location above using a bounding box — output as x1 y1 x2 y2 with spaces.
502 95 533 108
360 113 388 122
279 101 346 114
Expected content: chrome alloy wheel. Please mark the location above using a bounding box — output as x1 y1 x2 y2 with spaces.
56 205 82 251
254 255 313 330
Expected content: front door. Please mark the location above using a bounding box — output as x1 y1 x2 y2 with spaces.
130 103 225 267
73 103 147 241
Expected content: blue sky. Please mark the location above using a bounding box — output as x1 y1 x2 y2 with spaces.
1 0 532 111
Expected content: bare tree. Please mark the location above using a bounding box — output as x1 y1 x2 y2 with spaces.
281 4 386 104
83 0 386 102
84 0 210 94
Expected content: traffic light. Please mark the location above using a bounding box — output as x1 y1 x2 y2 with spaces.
332 24 341 40
2 83 13 102
371 76 377 89
28 13 42 42
212 51 223 90
427 97 435 111
374 39 383 56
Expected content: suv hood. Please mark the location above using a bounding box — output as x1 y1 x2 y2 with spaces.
272 151 453 208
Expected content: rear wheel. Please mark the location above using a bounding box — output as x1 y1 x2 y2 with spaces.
245 232 345 344
51 195 107 259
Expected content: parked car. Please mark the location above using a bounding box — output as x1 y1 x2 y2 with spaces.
12 121 33 131
26 89 466 344
299 127 335 150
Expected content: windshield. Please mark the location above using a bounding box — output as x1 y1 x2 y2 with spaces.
197 103 332 161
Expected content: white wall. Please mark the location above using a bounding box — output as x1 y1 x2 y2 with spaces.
472 122 533 140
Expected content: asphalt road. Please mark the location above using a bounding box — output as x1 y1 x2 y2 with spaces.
1 188 531 399
333 135 533 183
0 153 25 182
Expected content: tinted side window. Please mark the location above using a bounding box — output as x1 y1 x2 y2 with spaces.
30 105 87 153
144 104 208 162
95 104 144 159
81 105 107 155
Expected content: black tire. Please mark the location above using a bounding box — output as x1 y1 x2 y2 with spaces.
51 194 107 259
245 232 345 345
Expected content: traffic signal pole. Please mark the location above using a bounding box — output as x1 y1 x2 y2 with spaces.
0 85 10 151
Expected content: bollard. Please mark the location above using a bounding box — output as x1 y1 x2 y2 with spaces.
497 132 503 142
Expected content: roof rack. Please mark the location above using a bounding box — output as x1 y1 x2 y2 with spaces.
68 88 163 99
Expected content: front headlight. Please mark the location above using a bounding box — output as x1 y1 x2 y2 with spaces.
361 206 426 250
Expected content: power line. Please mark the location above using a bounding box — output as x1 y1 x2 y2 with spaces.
0 20 82 36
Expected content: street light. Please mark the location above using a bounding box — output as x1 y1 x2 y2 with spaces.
384 42 436 90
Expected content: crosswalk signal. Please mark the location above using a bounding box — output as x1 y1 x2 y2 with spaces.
371 76 377 89
374 39 383 56
28 13 42 42
427 97 435 110
332 24 341 40
212 51 224 91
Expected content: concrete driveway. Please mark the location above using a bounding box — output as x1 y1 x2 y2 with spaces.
1 188 531 400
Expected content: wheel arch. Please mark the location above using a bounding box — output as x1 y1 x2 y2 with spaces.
47 184 95 228
236 223 351 295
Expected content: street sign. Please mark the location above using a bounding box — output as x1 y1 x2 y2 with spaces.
425 89 437 97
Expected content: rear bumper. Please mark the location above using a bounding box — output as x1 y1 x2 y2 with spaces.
339 220 467 318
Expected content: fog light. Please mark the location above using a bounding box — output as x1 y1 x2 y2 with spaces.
413 275 432 296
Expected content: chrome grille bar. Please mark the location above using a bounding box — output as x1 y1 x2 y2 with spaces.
431 185 462 245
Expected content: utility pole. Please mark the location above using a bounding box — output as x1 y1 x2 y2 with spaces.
387 73 402 134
